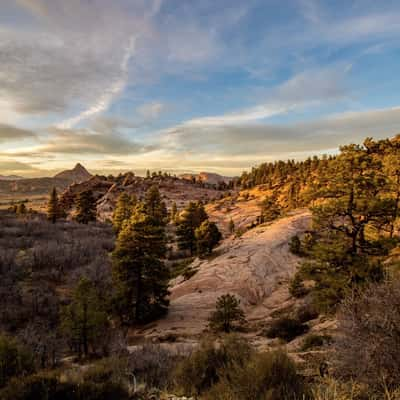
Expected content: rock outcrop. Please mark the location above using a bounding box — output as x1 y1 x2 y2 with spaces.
142 210 312 338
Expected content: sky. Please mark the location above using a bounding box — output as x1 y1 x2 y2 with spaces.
1 0 400 177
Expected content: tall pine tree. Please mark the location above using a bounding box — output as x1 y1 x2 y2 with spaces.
176 201 208 255
47 187 61 224
112 192 135 233
112 203 169 324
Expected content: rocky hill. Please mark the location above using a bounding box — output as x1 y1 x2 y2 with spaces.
135 210 324 346
0 164 92 197
180 171 234 185
54 163 92 182
59 172 231 220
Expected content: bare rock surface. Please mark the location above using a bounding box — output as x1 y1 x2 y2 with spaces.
142 210 312 339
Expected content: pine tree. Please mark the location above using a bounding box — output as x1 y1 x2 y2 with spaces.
228 218 235 234
75 190 97 224
195 220 222 256
208 294 246 333
171 202 178 222
176 202 208 255
112 204 169 324
47 187 61 224
260 195 282 223
112 192 134 233
61 278 108 358
144 185 167 224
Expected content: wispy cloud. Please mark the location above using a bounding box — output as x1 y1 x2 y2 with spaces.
56 36 136 129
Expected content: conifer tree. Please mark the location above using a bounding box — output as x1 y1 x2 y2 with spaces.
61 278 108 358
112 192 134 233
112 204 169 324
195 220 222 256
144 185 167 224
260 195 282 223
208 293 246 333
171 202 178 222
75 190 97 224
176 201 208 255
228 218 235 234
47 187 60 224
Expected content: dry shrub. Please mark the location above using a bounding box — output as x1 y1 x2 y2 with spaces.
334 280 400 393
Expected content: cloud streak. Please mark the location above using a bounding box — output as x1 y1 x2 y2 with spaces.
56 36 136 129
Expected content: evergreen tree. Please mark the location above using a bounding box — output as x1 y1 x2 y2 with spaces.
144 185 167 224
260 195 282 223
296 144 393 311
61 278 108 358
195 220 222 256
47 187 61 224
75 190 97 224
176 202 208 255
208 294 246 333
171 202 178 222
228 218 235 234
112 204 169 324
112 193 134 233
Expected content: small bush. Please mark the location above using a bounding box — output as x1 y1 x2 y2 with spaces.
128 344 183 390
203 350 311 400
334 280 400 393
174 335 252 396
289 235 302 255
264 317 309 342
0 370 130 400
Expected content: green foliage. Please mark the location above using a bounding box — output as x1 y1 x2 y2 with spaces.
112 203 169 324
0 335 35 388
204 350 311 400
208 293 246 333
112 192 136 233
176 201 208 255
144 185 167 224
264 316 309 342
61 277 109 358
175 337 310 400
195 220 222 256
75 190 97 224
174 335 252 396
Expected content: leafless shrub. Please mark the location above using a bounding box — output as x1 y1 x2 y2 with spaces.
334 280 400 392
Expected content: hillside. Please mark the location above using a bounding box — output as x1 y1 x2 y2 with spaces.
0 164 92 199
59 172 232 220
142 210 312 341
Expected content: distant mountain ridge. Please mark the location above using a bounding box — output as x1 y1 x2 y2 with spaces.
0 164 92 196
0 175 25 181
54 163 92 182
